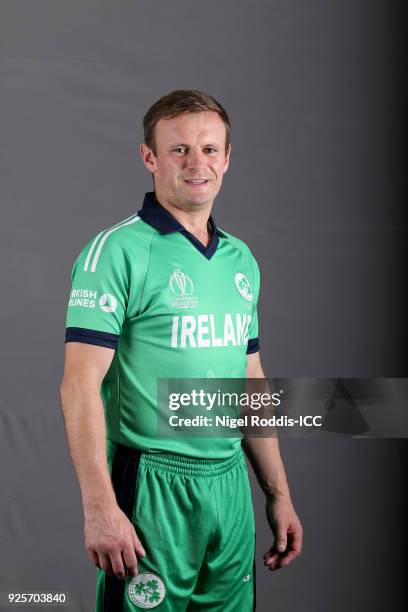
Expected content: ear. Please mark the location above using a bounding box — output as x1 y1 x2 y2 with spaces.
223 143 231 174
140 143 157 174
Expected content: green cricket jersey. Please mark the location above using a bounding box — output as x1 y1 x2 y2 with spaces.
65 192 260 458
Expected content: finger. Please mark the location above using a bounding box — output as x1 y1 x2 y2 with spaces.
99 553 114 577
267 546 301 571
263 543 287 562
123 545 138 578
132 530 146 557
263 547 279 562
264 554 280 569
110 552 127 580
266 557 283 571
264 554 279 565
273 551 299 570
264 546 291 570
279 550 299 566
263 546 278 560
287 530 303 554
88 550 101 569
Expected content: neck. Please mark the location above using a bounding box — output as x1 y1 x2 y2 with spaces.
154 191 213 247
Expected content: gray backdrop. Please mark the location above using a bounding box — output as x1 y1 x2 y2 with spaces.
1 1 406 611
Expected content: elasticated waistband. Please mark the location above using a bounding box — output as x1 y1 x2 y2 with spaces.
139 448 245 477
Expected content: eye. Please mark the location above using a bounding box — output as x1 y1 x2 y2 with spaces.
204 147 217 154
174 146 187 154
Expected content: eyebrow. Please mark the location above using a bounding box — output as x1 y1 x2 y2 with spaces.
170 143 219 148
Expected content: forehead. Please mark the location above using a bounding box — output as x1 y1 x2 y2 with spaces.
154 111 226 145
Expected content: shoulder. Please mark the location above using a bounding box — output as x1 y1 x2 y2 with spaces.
219 228 259 266
219 228 261 297
73 212 156 273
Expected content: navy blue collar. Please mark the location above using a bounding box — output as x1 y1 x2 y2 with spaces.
138 191 227 260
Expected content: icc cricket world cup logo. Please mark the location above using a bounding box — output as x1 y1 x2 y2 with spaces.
170 268 194 297
169 268 198 309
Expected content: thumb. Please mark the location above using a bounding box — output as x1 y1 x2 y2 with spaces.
274 530 287 553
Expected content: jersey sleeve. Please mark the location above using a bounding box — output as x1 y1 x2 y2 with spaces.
65 235 131 349
246 254 261 354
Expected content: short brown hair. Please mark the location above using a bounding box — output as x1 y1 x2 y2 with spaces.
143 89 231 155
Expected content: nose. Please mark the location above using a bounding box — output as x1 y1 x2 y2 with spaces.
185 148 206 170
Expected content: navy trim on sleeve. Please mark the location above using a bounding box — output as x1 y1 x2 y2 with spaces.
246 337 260 354
65 327 119 349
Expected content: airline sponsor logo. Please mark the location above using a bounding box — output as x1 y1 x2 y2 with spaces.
68 288 97 309
99 293 117 313
68 289 117 313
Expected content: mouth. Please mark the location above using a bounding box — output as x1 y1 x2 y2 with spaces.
184 178 209 186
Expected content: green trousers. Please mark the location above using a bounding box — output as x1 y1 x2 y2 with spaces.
96 442 256 611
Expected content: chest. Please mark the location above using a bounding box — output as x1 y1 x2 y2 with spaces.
140 238 255 318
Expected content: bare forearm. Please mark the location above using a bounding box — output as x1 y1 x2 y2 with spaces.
243 436 291 500
245 354 291 500
60 379 116 515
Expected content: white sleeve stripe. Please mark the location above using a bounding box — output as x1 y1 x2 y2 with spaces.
83 213 139 271
90 216 141 272
83 229 106 272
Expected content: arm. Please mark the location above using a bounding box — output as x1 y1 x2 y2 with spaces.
243 352 303 570
60 342 145 580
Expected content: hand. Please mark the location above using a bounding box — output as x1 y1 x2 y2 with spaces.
263 494 303 571
84 504 145 580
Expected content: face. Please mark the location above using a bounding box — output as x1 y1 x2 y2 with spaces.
140 111 230 211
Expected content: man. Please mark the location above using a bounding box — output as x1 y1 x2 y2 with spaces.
60 90 302 611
